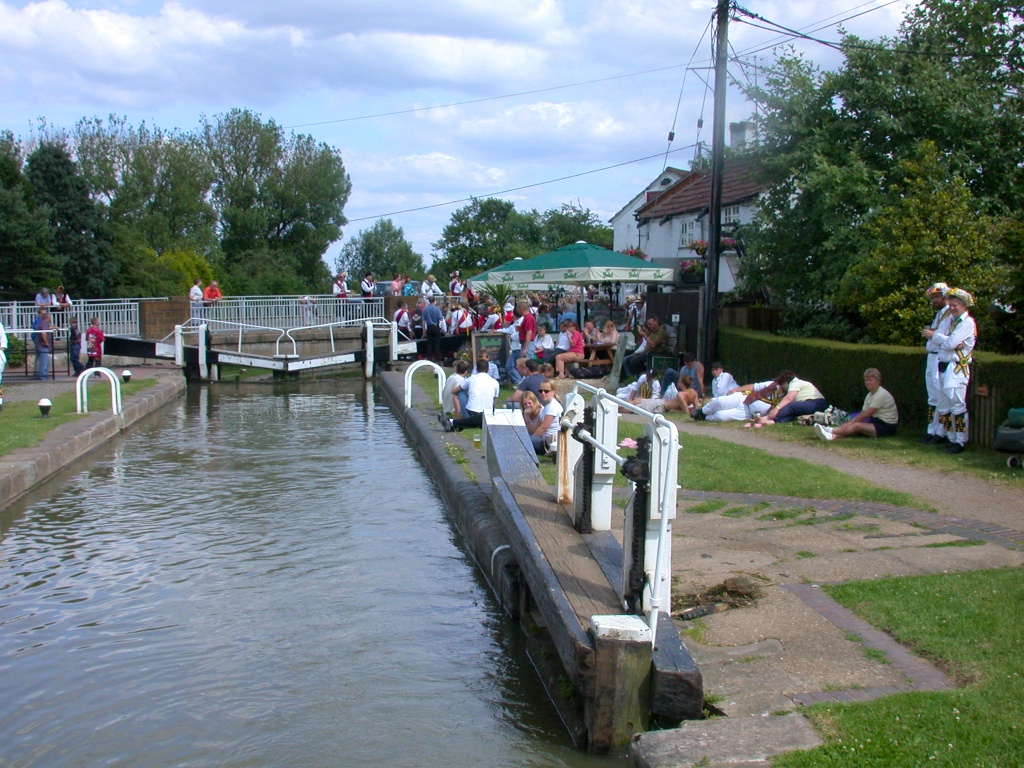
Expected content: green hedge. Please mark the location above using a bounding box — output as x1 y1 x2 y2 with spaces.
718 327 1024 429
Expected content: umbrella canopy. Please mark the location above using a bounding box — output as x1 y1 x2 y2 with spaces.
466 242 675 290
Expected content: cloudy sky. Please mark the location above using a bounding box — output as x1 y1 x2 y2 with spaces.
0 0 915 267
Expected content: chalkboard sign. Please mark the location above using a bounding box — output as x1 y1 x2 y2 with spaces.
471 331 509 368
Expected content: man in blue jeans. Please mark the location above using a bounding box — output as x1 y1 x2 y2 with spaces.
421 296 444 360
33 309 52 380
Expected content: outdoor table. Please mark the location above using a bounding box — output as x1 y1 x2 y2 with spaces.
584 343 615 366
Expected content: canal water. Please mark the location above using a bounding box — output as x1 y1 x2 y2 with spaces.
0 381 623 768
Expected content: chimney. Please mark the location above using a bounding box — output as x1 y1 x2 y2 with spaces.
729 121 754 150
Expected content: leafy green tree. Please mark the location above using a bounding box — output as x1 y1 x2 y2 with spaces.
0 132 53 298
838 144 1005 345
739 0 1024 348
73 116 219 261
538 202 613 251
25 142 115 297
431 198 542 278
335 219 424 281
201 109 351 292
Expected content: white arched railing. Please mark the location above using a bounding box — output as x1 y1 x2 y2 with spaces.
403 360 447 409
76 368 123 415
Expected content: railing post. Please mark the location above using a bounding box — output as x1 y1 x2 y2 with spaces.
556 391 585 506
197 323 209 381
591 391 619 531
643 419 678 627
363 320 374 378
173 325 184 367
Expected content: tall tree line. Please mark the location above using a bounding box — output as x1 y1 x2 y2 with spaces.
0 109 351 300
738 0 1024 353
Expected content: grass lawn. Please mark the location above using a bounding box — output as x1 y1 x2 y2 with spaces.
532 419 922 508
618 421 922 508
698 419 1024 489
0 378 156 457
775 567 1024 768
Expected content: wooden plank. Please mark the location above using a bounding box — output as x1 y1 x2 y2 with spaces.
491 478 594 690
651 612 704 721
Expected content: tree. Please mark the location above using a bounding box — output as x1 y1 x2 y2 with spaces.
335 219 423 281
431 198 542 278
538 202 613 251
738 0 1024 348
201 109 351 293
0 132 53 298
838 144 1005 345
25 142 115 297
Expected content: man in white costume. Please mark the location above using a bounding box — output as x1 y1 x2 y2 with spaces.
923 288 976 454
921 282 951 442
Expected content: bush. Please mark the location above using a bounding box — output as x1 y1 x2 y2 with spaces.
718 327 1024 429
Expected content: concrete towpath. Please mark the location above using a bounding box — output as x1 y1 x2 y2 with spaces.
630 415 1024 767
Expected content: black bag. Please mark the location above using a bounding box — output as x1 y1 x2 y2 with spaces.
993 424 1024 453
571 366 606 379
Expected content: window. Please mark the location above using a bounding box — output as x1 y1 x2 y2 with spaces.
724 205 742 224
679 220 695 245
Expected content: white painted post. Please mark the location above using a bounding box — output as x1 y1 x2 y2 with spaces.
556 391 585 506
364 320 374 378
173 324 184 367
642 419 678 623
590 391 619 531
389 320 398 362
197 324 209 381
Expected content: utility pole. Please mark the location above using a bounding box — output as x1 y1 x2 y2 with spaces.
701 0 729 371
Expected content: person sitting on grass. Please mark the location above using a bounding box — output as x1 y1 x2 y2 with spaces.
752 371 828 427
441 360 471 417
439 359 500 432
529 382 563 455
507 358 545 408
662 375 701 414
815 368 898 441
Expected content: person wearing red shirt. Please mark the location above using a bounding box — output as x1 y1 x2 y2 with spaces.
85 316 105 369
203 281 223 304
516 300 535 360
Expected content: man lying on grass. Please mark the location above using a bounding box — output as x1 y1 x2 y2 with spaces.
815 368 898 441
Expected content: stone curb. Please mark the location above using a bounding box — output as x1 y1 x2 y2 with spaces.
0 373 187 510
679 490 1024 551
783 583 954 706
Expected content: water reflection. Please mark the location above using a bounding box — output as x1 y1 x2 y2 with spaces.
0 380 622 768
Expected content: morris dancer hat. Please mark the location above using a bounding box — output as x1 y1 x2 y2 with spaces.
926 282 949 297
947 288 974 307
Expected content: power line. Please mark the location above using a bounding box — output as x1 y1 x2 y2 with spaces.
734 3 1005 60
346 145 695 224
285 64 690 130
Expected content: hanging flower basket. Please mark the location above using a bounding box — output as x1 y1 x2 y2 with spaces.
687 240 708 257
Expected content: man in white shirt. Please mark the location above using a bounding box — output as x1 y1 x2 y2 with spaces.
710 362 739 398
694 379 777 422
440 359 500 431
189 279 204 319
420 274 444 298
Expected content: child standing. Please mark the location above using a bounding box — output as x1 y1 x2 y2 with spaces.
85 316 105 369
68 316 85 374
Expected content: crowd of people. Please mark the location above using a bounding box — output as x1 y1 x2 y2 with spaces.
433 279 984 460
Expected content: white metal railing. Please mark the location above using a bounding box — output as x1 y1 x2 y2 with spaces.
560 381 680 632
1 295 385 338
404 360 447 409
76 368 123 416
194 296 384 332
1 299 148 337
